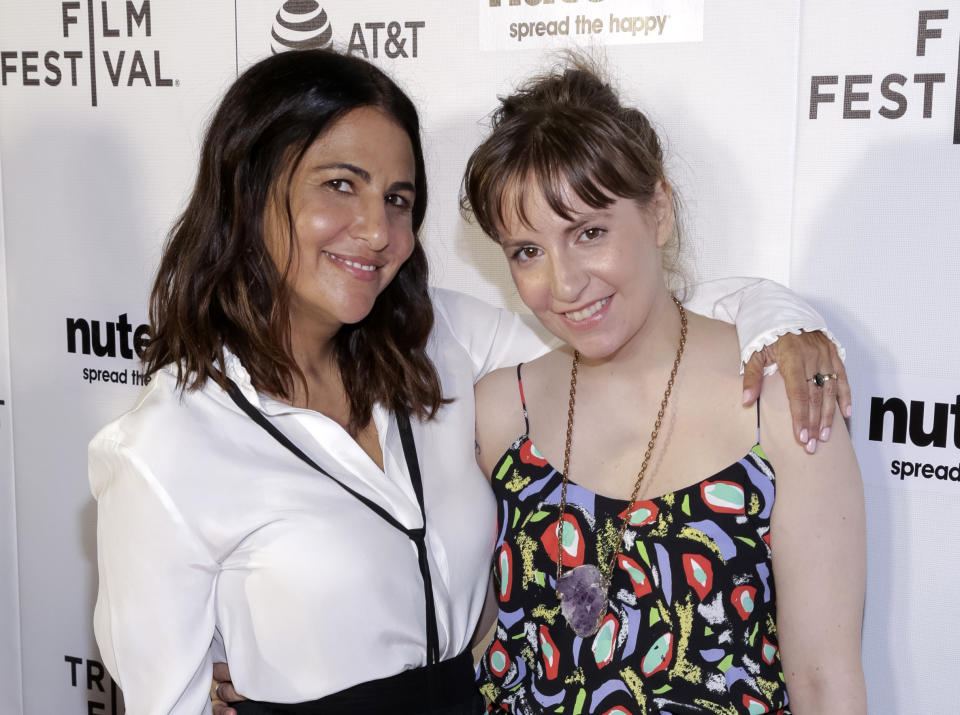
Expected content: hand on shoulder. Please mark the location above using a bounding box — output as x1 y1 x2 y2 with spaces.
757 371 858 473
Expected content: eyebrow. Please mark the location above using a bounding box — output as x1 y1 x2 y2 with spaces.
388 180 417 194
497 213 600 248
498 237 528 251
312 162 415 195
314 162 370 181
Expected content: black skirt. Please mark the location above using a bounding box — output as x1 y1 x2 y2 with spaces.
232 650 484 715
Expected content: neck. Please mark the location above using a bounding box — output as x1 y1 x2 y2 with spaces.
285 306 342 408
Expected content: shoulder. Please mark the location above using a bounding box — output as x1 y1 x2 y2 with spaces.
757 371 793 445
758 371 860 486
475 363 524 422
428 287 505 354
474 350 571 462
429 287 501 328
429 286 525 349
90 367 179 448
681 311 744 391
88 368 228 496
429 287 554 380
756 371 794 459
686 311 740 358
474 364 526 478
475 362 524 419
90 365 205 445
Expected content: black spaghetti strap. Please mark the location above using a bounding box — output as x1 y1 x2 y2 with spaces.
224 379 441 668
756 396 761 440
516 363 530 436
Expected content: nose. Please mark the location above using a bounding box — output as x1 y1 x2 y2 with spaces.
353 196 389 251
549 251 588 304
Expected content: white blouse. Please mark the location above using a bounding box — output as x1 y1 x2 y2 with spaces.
89 281 837 714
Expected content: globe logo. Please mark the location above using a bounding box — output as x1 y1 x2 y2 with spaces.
271 1 333 54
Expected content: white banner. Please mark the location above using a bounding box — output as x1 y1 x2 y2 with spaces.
0 0 957 712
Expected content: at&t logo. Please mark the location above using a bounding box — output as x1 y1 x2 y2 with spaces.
271 1 333 54
269 1 426 59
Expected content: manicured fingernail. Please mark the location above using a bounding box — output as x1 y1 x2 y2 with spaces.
820 427 831 442
843 404 852 418
806 438 817 454
799 428 809 443
742 389 754 405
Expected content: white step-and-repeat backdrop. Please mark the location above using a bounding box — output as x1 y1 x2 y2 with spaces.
0 1 957 713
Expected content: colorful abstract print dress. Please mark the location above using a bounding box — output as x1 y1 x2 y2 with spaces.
478 378 790 714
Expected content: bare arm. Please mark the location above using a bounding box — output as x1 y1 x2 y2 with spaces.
761 373 866 714
474 366 528 479
90 438 220 715
470 579 498 653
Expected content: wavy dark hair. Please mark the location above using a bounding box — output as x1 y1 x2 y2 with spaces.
461 55 686 292
143 49 445 433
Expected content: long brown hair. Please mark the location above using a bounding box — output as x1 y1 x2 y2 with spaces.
143 49 446 432
461 56 686 292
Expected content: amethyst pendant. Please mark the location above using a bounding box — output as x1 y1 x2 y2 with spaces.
557 564 608 637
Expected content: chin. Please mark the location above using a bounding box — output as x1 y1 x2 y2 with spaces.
557 335 624 361
328 288 384 325
539 312 628 360
340 305 378 325
572 346 620 361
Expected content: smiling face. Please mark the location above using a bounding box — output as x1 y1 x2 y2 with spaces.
265 106 417 336
500 179 674 360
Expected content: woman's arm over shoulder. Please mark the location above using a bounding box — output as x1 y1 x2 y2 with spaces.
474 364 528 479
686 277 845 368
759 374 867 714
687 278 851 450
90 432 220 714
431 287 556 382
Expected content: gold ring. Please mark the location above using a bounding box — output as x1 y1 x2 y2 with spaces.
807 372 837 387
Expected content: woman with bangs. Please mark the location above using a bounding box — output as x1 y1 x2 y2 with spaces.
465 61 866 714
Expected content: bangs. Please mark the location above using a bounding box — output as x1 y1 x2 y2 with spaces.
496 164 616 241
466 108 659 241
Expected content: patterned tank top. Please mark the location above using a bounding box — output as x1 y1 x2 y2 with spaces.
478 365 790 714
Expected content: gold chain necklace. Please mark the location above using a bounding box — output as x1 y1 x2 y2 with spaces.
554 296 687 637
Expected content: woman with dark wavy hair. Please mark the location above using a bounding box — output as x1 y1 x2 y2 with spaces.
89 49 847 715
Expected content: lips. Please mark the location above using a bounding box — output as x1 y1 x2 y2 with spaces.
563 297 610 322
322 251 378 272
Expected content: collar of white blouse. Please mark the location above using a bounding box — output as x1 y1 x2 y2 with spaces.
209 349 426 530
